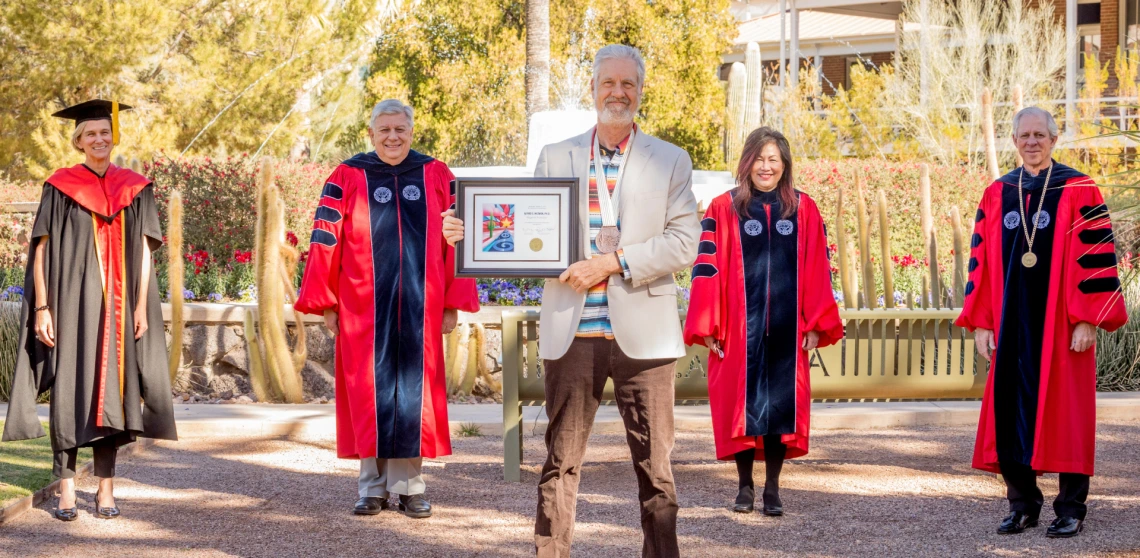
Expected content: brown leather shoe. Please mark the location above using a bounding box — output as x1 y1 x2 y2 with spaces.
353 496 389 515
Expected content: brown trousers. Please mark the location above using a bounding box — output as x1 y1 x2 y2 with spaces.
534 337 680 558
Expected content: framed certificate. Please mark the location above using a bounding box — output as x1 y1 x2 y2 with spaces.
455 177 581 278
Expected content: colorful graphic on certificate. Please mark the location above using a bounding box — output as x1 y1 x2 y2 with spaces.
482 203 516 252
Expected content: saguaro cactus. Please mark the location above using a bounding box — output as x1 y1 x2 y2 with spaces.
726 62 747 169
445 321 471 393
166 189 185 381
835 188 855 309
254 158 304 403
744 42 763 135
877 190 895 308
982 87 1000 180
951 208 966 307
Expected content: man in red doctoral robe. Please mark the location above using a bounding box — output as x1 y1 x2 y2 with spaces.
957 107 1127 538
295 99 479 519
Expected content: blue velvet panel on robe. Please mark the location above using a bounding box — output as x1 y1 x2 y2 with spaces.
737 190 799 437
351 151 432 459
993 169 1064 467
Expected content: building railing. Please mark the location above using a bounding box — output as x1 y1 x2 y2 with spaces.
499 307 984 481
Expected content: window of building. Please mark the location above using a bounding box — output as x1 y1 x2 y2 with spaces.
844 57 876 91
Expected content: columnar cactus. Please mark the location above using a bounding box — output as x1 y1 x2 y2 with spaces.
920 163 933 242
982 87 1000 180
243 308 274 402
928 231 941 309
846 240 860 309
445 321 471 393
951 208 966 307
255 158 304 403
726 62 747 169
1012 85 1025 167
459 323 485 395
835 188 855 309
744 42 763 136
166 189 185 381
877 190 895 308
855 173 876 309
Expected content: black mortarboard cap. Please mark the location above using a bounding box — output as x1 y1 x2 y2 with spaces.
51 99 131 145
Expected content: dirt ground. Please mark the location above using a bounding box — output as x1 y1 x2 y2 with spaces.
2 421 1139 557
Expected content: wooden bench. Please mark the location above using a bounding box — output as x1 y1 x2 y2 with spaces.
499 308 985 481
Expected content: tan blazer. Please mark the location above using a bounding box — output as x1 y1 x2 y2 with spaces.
534 128 700 361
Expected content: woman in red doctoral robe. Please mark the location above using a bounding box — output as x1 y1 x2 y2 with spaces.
684 127 843 516
294 148 478 464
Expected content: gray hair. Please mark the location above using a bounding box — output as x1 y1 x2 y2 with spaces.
370 99 414 128
592 44 646 88
1011 106 1059 139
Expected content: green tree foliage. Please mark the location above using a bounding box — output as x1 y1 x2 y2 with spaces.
0 0 385 179
366 0 735 169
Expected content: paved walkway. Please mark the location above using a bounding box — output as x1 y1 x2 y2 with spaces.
3 417 1140 556
5 392 1139 438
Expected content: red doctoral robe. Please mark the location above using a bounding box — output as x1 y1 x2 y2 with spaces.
684 190 843 461
295 151 479 460
957 161 1127 476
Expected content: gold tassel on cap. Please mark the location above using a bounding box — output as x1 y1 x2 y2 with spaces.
112 101 120 145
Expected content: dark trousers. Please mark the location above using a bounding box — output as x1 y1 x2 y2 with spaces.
1001 461 1090 520
535 338 679 558
54 439 119 479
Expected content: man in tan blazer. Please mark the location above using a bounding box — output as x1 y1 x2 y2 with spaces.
445 44 699 557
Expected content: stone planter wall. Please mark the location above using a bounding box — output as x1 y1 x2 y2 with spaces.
163 304 510 403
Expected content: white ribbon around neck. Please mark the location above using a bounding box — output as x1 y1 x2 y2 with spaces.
592 126 635 228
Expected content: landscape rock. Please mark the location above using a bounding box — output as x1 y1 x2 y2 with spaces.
184 324 244 366
304 325 336 362
301 360 336 400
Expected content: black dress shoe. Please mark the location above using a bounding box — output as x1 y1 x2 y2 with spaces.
398 494 432 519
997 511 1039 534
54 506 78 522
1046 516 1083 538
733 485 755 513
94 490 120 520
761 487 783 516
353 496 389 515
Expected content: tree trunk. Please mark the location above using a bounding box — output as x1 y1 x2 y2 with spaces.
525 0 551 116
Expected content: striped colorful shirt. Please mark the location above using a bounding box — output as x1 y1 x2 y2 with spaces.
576 131 634 338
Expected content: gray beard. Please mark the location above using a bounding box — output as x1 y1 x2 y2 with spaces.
598 104 634 126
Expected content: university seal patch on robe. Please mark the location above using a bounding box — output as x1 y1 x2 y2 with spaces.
295 151 479 460
683 190 843 461
956 161 1127 476
3 164 178 452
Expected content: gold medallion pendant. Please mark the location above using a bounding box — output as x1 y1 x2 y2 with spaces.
1021 252 1037 268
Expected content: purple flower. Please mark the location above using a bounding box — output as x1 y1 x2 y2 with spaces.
183 289 195 300
207 292 223 302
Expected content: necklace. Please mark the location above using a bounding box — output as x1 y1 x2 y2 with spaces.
1016 162 1052 268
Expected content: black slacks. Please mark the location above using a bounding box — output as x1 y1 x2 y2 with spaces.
53 438 122 479
1001 461 1090 520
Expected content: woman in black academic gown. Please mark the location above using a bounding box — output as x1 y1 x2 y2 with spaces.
2 100 177 521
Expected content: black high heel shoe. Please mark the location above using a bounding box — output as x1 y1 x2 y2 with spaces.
733 485 755 513
761 484 783 516
94 490 120 520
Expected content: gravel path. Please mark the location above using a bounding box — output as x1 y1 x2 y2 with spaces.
2 421 1139 557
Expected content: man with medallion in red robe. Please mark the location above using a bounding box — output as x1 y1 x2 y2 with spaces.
295 99 479 519
957 107 1127 538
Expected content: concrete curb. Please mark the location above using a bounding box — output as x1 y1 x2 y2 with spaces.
0 437 154 525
